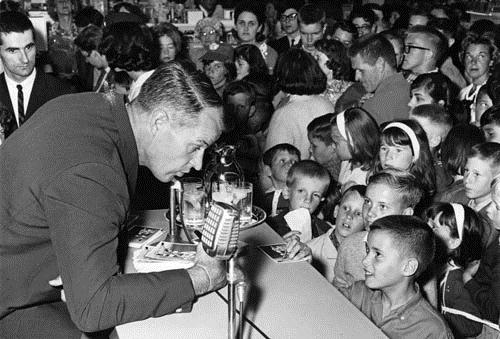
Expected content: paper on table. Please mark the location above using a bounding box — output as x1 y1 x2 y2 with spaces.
133 242 196 272
284 208 312 242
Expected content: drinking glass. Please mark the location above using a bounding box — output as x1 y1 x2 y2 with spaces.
212 179 253 225
181 177 206 230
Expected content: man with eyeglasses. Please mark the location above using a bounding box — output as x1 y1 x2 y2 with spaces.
330 21 356 49
402 26 449 83
349 7 377 39
298 3 326 54
269 0 304 55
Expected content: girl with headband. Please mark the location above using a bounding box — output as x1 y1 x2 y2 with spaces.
376 119 436 199
425 202 488 338
330 107 380 192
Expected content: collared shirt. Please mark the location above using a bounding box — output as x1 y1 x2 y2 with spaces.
128 69 154 102
5 69 36 126
346 281 454 339
288 36 300 47
468 197 492 212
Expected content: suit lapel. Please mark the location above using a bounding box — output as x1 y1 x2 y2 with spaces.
26 71 44 118
0 73 17 133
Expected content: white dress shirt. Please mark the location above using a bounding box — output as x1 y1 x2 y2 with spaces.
5 69 36 126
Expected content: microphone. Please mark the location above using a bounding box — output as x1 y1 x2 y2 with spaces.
200 201 240 260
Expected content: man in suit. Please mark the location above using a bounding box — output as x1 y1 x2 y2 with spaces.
268 0 304 55
0 62 231 338
0 11 73 138
74 24 112 93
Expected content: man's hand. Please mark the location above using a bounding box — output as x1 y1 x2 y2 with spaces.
187 243 244 296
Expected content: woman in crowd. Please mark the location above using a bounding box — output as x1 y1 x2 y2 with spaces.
153 22 186 63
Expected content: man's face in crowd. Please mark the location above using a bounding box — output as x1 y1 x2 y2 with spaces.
280 8 299 35
333 27 353 48
0 30 36 82
300 22 324 52
352 17 374 38
402 33 432 73
145 107 223 182
351 53 383 93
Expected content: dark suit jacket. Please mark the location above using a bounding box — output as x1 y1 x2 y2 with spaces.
268 36 302 55
0 70 73 137
0 93 195 337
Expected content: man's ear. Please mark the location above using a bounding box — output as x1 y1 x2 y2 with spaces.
402 207 414 216
333 205 339 219
375 56 385 72
282 186 290 199
262 164 272 177
403 258 418 276
150 107 170 134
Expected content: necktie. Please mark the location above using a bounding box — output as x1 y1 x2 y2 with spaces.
94 69 108 92
17 84 25 125
290 39 295 48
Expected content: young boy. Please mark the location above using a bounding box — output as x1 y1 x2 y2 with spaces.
258 143 300 217
480 105 500 144
267 160 331 242
307 113 341 181
333 169 423 289
343 215 453 338
409 103 453 193
464 142 500 213
307 185 366 282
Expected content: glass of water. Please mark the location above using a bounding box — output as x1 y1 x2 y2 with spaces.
181 177 206 230
233 182 253 225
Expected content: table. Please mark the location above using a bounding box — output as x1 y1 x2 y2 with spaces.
115 210 387 339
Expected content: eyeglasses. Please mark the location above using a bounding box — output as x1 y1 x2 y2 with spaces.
201 30 217 37
280 13 298 22
403 44 431 54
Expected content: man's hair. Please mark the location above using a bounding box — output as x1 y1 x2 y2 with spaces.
332 20 356 35
428 17 457 43
481 105 500 127
307 113 335 145
370 215 435 277
348 34 396 69
286 160 331 192
136 61 223 128
367 169 423 208
74 6 104 28
262 143 300 166
277 0 305 16
74 24 103 53
100 22 159 72
407 26 449 67
0 11 35 44
223 80 256 106
349 7 377 26
411 104 453 128
468 142 500 172
298 3 326 26
275 48 326 95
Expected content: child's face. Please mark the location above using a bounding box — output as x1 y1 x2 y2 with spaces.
288 176 328 214
427 212 461 251
362 229 408 291
331 125 351 161
482 123 500 144
408 86 434 111
204 61 227 86
464 156 494 201
476 92 493 123
235 57 250 80
486 182 500 225
379 141 413 171
269 150 299 185
334 190 366 238
308 135 335 165
364 183 412 227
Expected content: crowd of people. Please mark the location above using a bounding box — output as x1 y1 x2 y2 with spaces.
3 0 500 338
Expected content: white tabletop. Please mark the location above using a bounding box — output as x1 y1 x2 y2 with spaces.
116 210 387 339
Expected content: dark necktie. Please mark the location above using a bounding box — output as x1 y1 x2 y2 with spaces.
290 39 295 48
94 69 107 92
17 84 25 125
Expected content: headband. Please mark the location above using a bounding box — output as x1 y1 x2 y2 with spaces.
383 122 420 162
336 111 352 145
450 203 465 241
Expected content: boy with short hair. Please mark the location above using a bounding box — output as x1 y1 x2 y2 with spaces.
307 185 366 282
267 160 331 242
259 143 300 216
333 169 423 289
344 215 453 339
464 142 500 213
480 105 500 144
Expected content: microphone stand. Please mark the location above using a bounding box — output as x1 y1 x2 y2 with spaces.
228 256 237 339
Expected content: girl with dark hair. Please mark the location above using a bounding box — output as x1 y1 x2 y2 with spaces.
153 22 186 63
234 44 269 80
265 48 333 158
375 119 437 200
425 202 485 338
331 107 380 191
